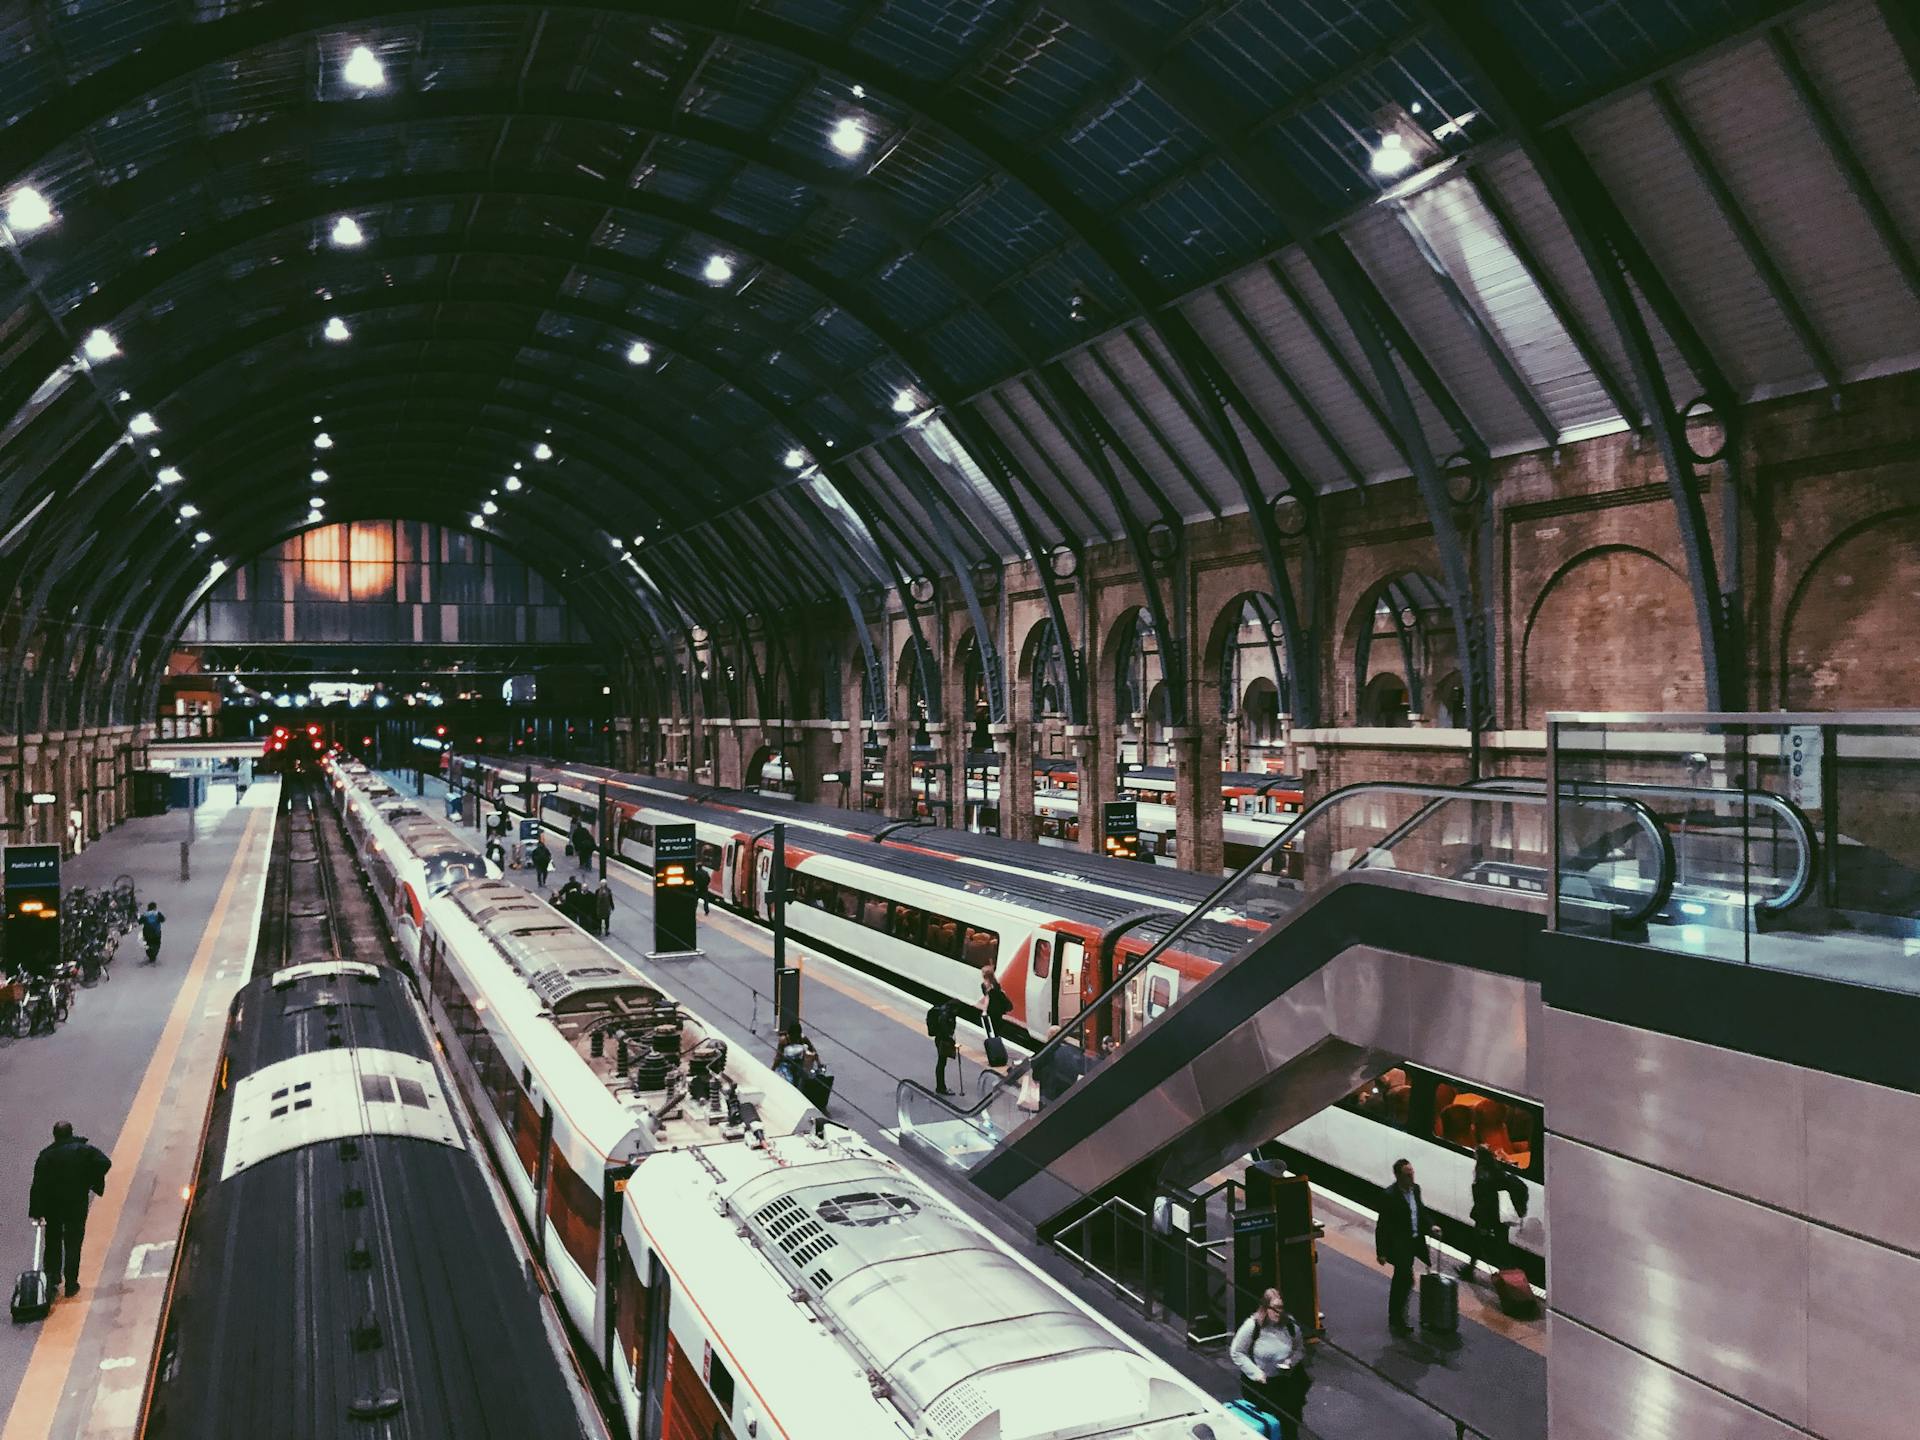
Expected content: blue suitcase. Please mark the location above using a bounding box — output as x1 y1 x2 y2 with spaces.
1225 1398 1282 1438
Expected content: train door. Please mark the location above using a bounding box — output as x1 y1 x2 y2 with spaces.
1026 937 1054 1032
753 844 774 920
1049 936 1084 1036
725 841 744 906
639 1255 671 1440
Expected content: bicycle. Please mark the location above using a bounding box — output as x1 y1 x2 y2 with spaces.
0 972 29 1039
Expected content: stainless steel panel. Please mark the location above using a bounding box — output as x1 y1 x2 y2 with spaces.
1549 1313 1806 1440
1544 1008 1807 1216
1188 1015 1272 1114
1546 1136 1810 1426
1524 980 1548 1100
1403 958 1535 1096
1806 1226 1920 1440
1053 1066 1205 1196
1804 1068 1920 1253
1321 946 1402 1050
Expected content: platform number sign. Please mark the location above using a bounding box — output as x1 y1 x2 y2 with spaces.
1102 800 1142 862
1786 726 1822 812
652 825 700 956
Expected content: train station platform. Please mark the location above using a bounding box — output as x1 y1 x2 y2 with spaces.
394 770 1547 1440
0 784 279 1440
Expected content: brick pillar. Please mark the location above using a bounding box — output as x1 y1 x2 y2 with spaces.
989 723 1034 842
1068 723 1117 856
1170 723 1225 875
880 722 913 819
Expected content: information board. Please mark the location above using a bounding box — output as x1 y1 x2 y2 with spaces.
1102 800 1141 861
652 824 699 955
3 845 61 891
3 844 62 975
1786 725 1823 812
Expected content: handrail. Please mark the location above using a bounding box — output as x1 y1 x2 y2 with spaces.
1468 776 1816 914
897 780 1673 1134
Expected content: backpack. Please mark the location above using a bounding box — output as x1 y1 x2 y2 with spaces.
926 1003 954 1039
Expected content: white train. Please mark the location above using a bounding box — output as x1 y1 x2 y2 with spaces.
325 758 1242 1439
453 754 1549 1273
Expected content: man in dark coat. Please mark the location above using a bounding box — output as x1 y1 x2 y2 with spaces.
1374 1158 1435 1332
570 821 596 873
29 1122 111 1297
530 838 552 888
593 880 615 936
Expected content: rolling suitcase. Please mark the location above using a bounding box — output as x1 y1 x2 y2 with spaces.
11 1222 50 1324
1419 1269 1459 1333
801 1065 835 1112
1224 1398 1283 1438
1494 1267 1540 1319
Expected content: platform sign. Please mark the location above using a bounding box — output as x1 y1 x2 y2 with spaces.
518 818 541 843
1102 800 1141 862
652 824 699 955
1786 726 1823 812
4 844 62 975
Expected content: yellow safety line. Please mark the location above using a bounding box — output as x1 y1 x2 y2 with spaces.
1 804 273 1440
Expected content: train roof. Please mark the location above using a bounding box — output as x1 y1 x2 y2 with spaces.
148 963 597 1439
629 1135 1223 1440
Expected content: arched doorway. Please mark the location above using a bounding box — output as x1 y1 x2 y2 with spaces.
1110 607 1170 767
1212 592 1290 772
1350 572 1451 725
1359 671 1412 727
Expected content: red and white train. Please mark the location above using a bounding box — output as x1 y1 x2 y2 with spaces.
325 758 1240 1440
451 753 1550 1270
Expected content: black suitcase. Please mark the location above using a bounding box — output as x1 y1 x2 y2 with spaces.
801 1066 835 1112
11 1222 49 1324
1420 1270 1458 1333
983 1031 1009 1069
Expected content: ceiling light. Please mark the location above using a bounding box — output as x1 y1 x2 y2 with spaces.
533 441 553 460
1369 133 1416 178
330 215 365 248
829 118 868 157
323 316 351 342
852 84 866 99
117 390 131 402
702 254 733 285
469 514 485 529
157 466 182 484
178 503 199 519
610 537 625 549
311 468 328 483
81 329 119 362
512 460 523 471
891 388 918 414
149 445 162 458
503 476 523 492
194 530 211 544
783 448 806 469
310 495 326 506
1409 101 1423 116
315 432 334 449
343 45 386 91
482 500 498 515
308 510 323 525
4 186 55 235
312 414 323 424
129 411 158 435
626 340 652 365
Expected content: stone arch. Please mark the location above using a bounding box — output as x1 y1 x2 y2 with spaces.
1426 670 1465 729
1018 616 1070 721
1107 605 1170 763
1521 544 1703 724
1343 571 1452 723
895 636 936 744
1207 591 1291 769
1240 675 1284 751
743 741 778 793
953 628 992 750
1778 509 1920 708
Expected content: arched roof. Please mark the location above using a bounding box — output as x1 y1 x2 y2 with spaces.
2 0 1914 725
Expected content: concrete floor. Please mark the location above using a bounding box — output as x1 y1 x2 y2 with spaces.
407 770 1549 1440
0 785 278 1440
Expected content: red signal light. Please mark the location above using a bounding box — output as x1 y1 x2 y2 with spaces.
272 741 285 751
362 735 372 746
306 724 320 737
435 725 447 737
273 727 288 739
312 739 322 750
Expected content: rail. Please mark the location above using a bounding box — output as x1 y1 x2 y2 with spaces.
895 779 1674 1157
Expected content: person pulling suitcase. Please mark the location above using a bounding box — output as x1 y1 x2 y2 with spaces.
1375 1158 1445 1334
27 1122 111 1301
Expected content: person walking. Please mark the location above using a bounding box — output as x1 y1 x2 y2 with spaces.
593 879 615 937
1462 1145 1526 1279
927 1000 960 1096
530 838 553 888
693 863 713 916
978 964 1012 1069
28 1122 111 1299
1375 1158 1437 1333
138 902 166 964
1229 1288 1309 1440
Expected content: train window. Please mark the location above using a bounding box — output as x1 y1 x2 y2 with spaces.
963 927 999 967
1431 1081 1536 1174
1038 816 1061 839
622 819 654 846
708 1352 735 1417
836 888 861 922
890 904 926 946
1032 939 1051 978
697 842 722 870
547 1142 602 1278
1340 1068 1413 1130
924 916 961 958
861 897 889 929
1064 819 1081 842
1147 976 1172 1015
614 1241 647 1379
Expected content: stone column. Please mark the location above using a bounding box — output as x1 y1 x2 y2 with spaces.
1068 723 1118 857
989 723 1035 842
922 722 949 825
1170 722 1225 875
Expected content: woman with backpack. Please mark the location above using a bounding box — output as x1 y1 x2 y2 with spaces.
926 1001 959 1096
1229 1288 1309 1439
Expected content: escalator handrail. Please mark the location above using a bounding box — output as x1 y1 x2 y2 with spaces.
1469 776 1816 914
896 780 1674 1131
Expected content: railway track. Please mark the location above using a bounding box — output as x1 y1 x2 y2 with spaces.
253 774 392 978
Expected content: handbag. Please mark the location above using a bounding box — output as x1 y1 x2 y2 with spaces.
1017 1072 1041 1111
1514 1213 1545 1251
1498 1189 1521 1227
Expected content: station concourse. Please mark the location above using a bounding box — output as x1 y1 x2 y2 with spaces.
2 2 1919 1437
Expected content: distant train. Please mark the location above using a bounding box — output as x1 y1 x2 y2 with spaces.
255 720 334 773
453 753 1551 1268
328 758 1239 1439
